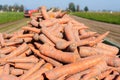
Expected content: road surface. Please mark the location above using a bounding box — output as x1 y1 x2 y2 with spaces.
71 15 120 45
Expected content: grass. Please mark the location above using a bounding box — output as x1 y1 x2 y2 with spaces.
0 12 24 24
71 12 120 25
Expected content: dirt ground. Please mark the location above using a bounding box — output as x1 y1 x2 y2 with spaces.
0 18 30 33
71 15 120 45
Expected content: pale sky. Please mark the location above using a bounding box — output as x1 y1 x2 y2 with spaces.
0 0 120 11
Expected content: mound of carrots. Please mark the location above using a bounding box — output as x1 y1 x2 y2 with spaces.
0 6 120 80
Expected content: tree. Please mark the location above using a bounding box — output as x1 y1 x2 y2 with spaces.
19 5 24 12
76 5 80 12
68 2 76 12
84 6 89 12
0 5 2 10
3 4 8 11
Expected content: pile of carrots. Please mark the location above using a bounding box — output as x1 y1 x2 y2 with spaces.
0 6 120 80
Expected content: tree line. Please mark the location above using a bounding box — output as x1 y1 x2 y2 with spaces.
67 2 89 12
0 4 24 12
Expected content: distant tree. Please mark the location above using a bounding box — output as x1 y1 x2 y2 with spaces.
84 6 89 12
3 4 8 11
8 5 13 11
0 5 2 10
76 5 80 12
68 2 76 12
13 4 19 11
19 5 24 12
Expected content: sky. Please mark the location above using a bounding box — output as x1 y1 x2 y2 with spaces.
0 0 120 11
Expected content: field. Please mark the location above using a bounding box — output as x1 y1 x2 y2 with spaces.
71 12 120 25
0 12 24 24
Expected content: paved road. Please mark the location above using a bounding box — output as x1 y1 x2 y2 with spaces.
71 15 120 45
0 18 30 33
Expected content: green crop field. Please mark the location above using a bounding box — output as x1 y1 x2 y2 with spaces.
0 12 24 24
71 12 120 25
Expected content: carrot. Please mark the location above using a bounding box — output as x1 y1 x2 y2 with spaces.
35 43 77 63
19 59 45 80
56 11 67 18
42 27 72 49
3 33 13 39
81 60 108 80
7 56 39 63
89 31 109 46
0 46 16 54
25 63 53 80
73 28 80 42
66 69 90 80
14 63 35 70
104 55 120 67
10 68 24 76
79 29 87 35
39 34 55 46
97 68 113 79
30 19 39 27
34 75 44 80
64 22 75 41
22 26 41 33
40 19 57 27
79 32 97 39
44 55 102 80
96 42 119 55
0 74 20 80
4 39 24 46
104 75 116 80
0 33 5 46
29 44 63 67
41 6 49 20
2 43 29 60
3 64 10 75
23 37 32 43
116 76 120 80
79 47 116 57
56 74 68 80
0 66 4 75
57 17 69 24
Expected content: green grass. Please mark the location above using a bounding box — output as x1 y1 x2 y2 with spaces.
0 12 24 24
71 12 120 25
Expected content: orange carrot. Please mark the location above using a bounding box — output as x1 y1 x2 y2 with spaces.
81 61 108 80
116 76 120 80
0 33 5 46
66 69 90 80
39 34 55 46
10 68 24 76
40 19 57 27
0 66 4 75
42 27 72 49
28 44 63 67
14 63 35 70
30 19 39 27
73 28 80 42
3 64 10 75
19 59 45 80
0 74 20 80
79 47 116 57
25 63 53 80
3 33 13 39
23 37 32 43
0 46 16 54
4 39 24 46
79 29 87 35
44 55 102 80
89 31 109 46
96 42 119 55
64 22 75 41
35 43 77 63
56 74 68 80
79 32 97 39
104 75 116 80
41 6 49 20
22 26 41 33
97 69 113 79
7 56 39 63
3 43 28 60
